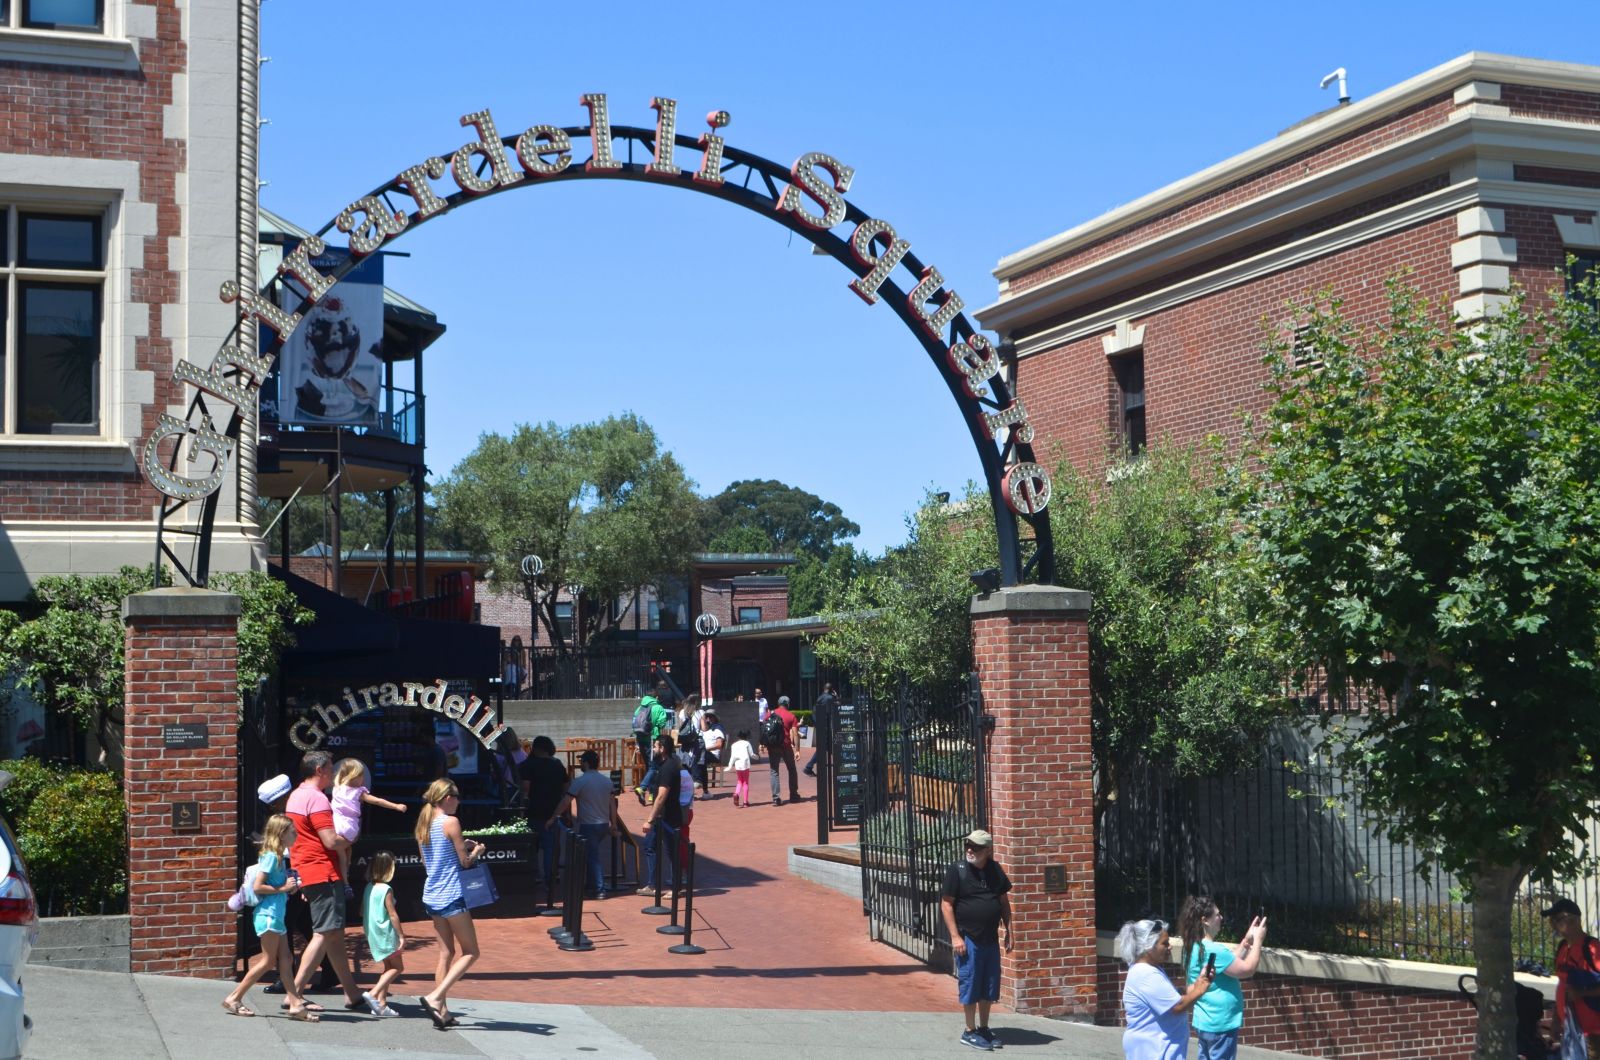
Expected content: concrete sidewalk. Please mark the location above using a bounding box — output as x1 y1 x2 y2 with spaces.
25 965 1318 1059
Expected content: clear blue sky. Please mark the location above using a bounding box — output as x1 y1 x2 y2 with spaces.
259 2 1600 553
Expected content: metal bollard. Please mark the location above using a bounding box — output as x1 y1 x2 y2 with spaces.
538 823 563 918
558 831 593 952
549 828 575 942
657 833 687 936
667 841 705 955
641 823 671 915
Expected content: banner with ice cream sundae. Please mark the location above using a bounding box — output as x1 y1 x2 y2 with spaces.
277 243 384 426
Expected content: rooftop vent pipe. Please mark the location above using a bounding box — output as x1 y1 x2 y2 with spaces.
1320 67 1350 105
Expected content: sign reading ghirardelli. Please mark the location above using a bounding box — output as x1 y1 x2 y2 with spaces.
289 679 505 752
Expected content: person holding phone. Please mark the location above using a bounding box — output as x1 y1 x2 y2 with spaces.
1117 917 1216 1060
1176 896 1268 1060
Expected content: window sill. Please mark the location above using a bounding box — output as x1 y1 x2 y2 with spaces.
0 438 136 473
0 27 138 71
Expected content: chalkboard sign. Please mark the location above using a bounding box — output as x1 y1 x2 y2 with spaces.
831 703 863 826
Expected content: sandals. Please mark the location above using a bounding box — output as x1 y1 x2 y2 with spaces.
419 996 448 1030
287 1006 320 1023
280 1000 324 1012
220 999 255 1017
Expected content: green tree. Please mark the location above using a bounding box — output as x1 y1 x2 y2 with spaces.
257 479 460 558
788 544 868 618
700 479 860 558
814 487 995 689
435 415 700 649
1052 444 1288 829
1230 280 1600 1060
0 566 313 763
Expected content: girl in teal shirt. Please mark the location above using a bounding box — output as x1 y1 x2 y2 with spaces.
361 850 405 1017
1176 896 1268 1060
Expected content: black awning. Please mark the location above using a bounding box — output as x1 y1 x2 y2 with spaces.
274 564 399 658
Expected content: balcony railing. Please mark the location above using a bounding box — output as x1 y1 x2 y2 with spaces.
265 385 422 446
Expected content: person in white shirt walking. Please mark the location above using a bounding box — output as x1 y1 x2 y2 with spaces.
726 730 755 808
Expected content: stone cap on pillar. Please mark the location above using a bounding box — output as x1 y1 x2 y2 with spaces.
123 587 242 620
969 584 1091 618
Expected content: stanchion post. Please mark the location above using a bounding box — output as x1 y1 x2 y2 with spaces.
641 823 671 915
667 841 705 955
559 831 594 952
539 822 564 918
657 834 686 936
549 828 574 942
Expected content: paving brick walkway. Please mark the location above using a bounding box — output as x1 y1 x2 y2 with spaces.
354 765 957 1012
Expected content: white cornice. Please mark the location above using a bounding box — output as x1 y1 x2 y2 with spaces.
994 52 1600 283
977 112 1600 338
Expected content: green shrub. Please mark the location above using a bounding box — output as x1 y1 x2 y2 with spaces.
0 757 65 829
16 769 126 915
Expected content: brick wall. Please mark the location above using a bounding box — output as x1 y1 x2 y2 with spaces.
970 587 1096 1017
731 579 789 624
1017 214 1459 483
1093 956 1477 1059
0 0 188 517
122 588 240 977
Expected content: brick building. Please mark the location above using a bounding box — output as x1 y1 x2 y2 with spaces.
976 53 1600 482
0 0 256 599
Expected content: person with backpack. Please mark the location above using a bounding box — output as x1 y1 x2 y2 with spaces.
1545 897 1600 1059
631 685 672 805
764 695 801 806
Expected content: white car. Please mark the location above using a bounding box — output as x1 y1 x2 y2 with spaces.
0 773 37 1060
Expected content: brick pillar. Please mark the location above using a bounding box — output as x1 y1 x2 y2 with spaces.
123 587 242 977
970 584 1095 1018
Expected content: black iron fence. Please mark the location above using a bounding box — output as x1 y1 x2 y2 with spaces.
499 644 668 701
856 674 987 969
1097 749 1590 967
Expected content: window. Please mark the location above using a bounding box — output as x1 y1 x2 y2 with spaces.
1570 252 1600 309
11 0 102 31
1111 351 1146 458
1 208 105 435
737 606 763 624
553 601 574 642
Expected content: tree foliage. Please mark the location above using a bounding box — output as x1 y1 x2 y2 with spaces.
256 479 461 558
789 545 869 618
1229 279 1600 1059
700 479 860 558
1052 445 1288 824
435 415 700 648
814 487 995 689
0 566 313 761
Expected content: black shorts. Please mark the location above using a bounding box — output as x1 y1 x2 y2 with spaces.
302 881 345 934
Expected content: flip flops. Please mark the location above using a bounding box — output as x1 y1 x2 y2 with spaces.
220 999 254 1017
419 996 448 1030
287 1006 320 1023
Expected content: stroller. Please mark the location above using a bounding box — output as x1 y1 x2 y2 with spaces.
1457 964 1551 1060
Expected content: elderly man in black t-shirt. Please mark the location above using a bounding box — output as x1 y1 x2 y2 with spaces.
940 829 1013 1052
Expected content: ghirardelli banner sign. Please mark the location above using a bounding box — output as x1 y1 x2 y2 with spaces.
290 678 506 752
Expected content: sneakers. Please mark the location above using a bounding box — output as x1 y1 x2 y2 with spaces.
960 1029 993 1051
634 787 647 806
979 1026 1002 1049
362 991 384 1017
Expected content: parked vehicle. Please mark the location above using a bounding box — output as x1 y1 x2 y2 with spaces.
0 772 38 1060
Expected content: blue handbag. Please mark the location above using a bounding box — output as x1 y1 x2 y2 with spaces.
459 863 498 909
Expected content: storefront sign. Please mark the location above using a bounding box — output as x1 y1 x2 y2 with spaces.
289 679 506 753
142 94 1049 517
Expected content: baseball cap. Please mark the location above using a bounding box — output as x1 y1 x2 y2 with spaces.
257 773 291 805
965 829 993 848
1543 897 1582 919
778 696 790 705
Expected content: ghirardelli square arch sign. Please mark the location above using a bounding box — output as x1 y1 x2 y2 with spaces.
144 94 1056 587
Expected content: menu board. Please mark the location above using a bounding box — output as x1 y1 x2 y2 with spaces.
831 702 863 826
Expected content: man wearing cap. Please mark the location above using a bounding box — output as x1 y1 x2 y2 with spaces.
940 829 1012 1051
1545 897 1600 1055
285 750 366 1011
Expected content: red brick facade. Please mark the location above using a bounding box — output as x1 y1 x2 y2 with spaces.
970 587 1096 1017
122 588 241 977
1093 956 1477 1059
0 3 186 519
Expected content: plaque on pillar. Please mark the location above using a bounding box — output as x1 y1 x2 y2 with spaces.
171 801 202 832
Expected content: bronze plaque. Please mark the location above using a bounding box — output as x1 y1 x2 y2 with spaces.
171 801 201 833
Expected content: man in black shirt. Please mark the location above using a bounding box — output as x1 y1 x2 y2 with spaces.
518 735 569 888
940 829 1012 1051
638 733 684 894
803 683 838 777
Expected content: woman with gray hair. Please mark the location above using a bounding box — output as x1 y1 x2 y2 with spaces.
1117 917 1215 1060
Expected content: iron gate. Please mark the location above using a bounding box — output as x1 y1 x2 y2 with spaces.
235 680 282 969
856 674 988 969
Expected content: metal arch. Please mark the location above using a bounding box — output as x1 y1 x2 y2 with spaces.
155 124 1054 589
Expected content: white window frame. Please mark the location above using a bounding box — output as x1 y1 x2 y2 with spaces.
0 0 136 70
1 202 109 440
